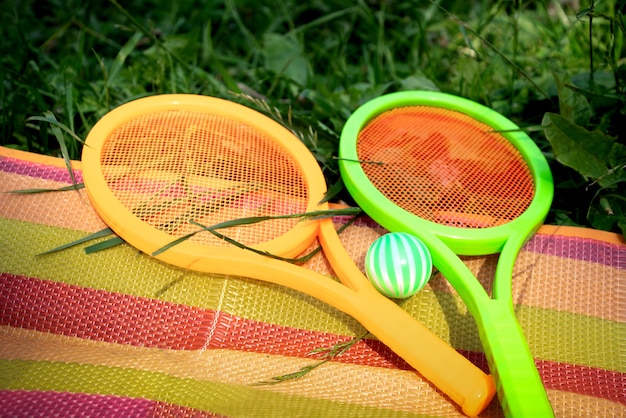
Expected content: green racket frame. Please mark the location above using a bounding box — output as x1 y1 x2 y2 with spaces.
339 91 555 417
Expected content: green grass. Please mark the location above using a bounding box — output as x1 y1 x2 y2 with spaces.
1 0 625 235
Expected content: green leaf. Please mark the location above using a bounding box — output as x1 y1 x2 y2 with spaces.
26 112 85 195
576 7 593 20
151 230 198 257
107 32 143 87
262 33 310 87
44 112 80 188
253 331 370 385
542 113 615 180
318 179 344 204
617 220 626 238
398 74 440 92
554 73 591 126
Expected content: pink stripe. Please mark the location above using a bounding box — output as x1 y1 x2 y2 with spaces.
0 390 153 417
0 157 83 183
524 234 625 268
0 390 223 417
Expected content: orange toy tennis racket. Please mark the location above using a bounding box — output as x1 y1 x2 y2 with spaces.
82 94 495 416
339 91 555 417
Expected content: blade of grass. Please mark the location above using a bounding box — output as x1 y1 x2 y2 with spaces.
197 224 306 262
318 179 344 204
191 210 360 263
25 114 86 146
107 31 143 88
253 273 435 384
287 6 360 37
152 207 361 257
84 236 126 254
34 111 81 192
64 80 75 134
7 183 85 194
253 331 370 385
92 49 111 109
37 227 115 256
223 0 260 51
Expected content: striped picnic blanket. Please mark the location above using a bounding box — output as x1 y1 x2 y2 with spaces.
0 146 624 417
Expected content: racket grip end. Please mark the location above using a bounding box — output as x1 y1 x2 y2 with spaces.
460 374 496 417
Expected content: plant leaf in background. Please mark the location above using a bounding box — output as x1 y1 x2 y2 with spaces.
263 33 310 89
553 73 592 126
542 112 615 183
543 112 626 236
26 113 86 148
319 179 344 204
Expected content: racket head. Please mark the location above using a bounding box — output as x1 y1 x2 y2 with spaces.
82 94 326 271
339 91 553 256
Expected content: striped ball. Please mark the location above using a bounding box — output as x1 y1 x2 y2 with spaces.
365 232 432 299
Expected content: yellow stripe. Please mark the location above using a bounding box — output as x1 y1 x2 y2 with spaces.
518 305 624 372
0 217 358 335
2 359 443 418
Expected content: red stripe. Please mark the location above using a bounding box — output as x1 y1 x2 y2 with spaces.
0 273 214 350
1 273 624 404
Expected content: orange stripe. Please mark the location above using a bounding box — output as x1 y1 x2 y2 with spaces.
0 172 106 232
538 224 626 246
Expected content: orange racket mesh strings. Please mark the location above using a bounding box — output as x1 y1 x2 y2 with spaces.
99 110 309 246
357 106 535 228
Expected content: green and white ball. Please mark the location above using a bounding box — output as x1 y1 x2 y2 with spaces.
365 232 432 299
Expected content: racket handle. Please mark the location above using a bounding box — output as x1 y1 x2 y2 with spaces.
349 290 496 417
477 302 554 417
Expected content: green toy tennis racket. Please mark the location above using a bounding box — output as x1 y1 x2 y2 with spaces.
339 91 555 417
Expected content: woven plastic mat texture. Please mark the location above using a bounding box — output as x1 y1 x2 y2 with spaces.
0 147 624 418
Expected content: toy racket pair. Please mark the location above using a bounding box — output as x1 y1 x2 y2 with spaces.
82 92 553 417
